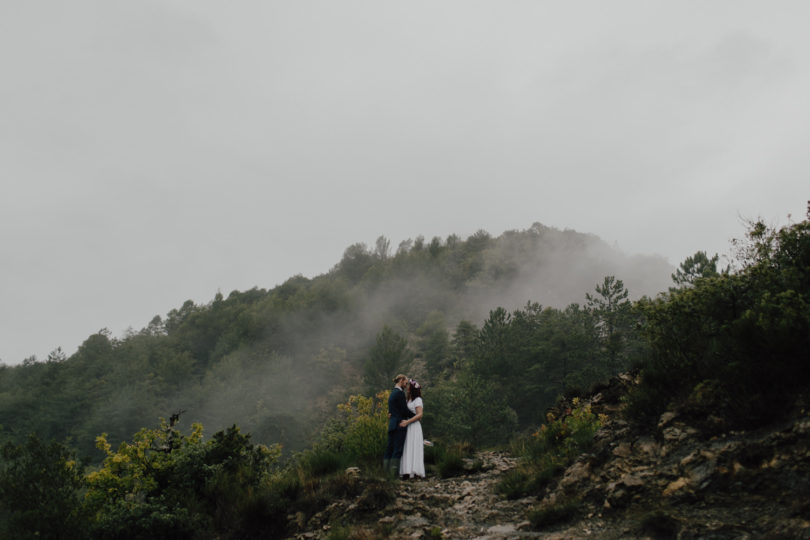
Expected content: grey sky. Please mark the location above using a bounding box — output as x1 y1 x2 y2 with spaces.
1 1 808 364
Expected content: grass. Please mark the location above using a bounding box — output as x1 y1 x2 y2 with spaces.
529 497 579 528
298 448 347 477
427 441 481 478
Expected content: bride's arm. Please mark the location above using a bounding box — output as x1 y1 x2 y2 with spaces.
405 406 423 425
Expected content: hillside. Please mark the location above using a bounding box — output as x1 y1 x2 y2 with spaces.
0 223 672 460
1 207 808 539
289 374 810 539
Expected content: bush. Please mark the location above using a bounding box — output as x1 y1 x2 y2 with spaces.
298 448 347 477
429 442 474 478
496 469 532 500
502 399 602 500
529 497 579 528
429 373 518 447
521 399 603 464
627 213 810 430
318 392 388 469
0 435 86 539
85 420 284 539
437 449 465 478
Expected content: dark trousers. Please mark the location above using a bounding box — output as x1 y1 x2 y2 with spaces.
384 426 407 460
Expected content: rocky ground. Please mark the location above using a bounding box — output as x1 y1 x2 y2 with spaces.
289 375 810 539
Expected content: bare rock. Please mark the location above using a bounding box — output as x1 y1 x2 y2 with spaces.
558 460 592 493
486 524 517 535
658 411 678 429
663 477 691 497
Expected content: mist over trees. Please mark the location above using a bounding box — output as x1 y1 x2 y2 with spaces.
4 208 810 539
0 223 672 461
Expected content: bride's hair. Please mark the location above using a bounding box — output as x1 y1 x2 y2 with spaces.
407 382 422 401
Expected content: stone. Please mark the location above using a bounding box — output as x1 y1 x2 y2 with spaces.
487 524 517 534
663 424 699 442
633 437 661 458
680 450 703 467
403 516 429 528
688 462 716 489
617 472 645 489
658 411 678 429
558 460 591 492
612 442 632 458
663 477 690 497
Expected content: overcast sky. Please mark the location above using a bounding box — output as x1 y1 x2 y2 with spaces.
1 1 808 365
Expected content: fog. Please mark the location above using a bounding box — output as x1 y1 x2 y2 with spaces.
168 223 673 448
2 1 809 365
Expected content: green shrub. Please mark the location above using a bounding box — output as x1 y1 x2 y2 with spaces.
299 448 347 477
504 399 602 501
519 399 603 465
627 214 810 430
424 443 439 465
429 373 518 447
318 392 388 468
437 451 465 478
0 435 87 540
85 421 284 539
434 443 469 478
322 473 364 499
496 469 532 500
427 526 444 539
529 497 579 528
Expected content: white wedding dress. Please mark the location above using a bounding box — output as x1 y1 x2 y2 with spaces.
399 397 425 478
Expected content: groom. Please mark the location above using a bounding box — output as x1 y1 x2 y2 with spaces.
383 374 415 477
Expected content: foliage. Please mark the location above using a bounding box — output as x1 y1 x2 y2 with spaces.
500 399 603 499
84 418 284 539
314 391 389 470
433 293 632 440
428 372 518 448
417 311 452 379
671 250 720 287
433 443 467 478
363 326 411 393
0 434 86 539
586 276 634 371
626 210 810 428
427 526 445 539
528 496 580 528
0 224 666 462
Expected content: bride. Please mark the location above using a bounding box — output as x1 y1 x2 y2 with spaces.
399 379 425 479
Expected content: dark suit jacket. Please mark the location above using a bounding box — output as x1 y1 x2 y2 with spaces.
387 386 414 433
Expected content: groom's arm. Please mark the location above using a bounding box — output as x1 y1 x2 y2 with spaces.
396 392 415 419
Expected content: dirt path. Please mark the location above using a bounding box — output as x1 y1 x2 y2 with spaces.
387 451 533 539
292 451 598 539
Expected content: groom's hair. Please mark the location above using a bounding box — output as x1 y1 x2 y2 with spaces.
393 374 407 384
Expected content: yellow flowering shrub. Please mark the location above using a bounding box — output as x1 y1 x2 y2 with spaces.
337 391 388 464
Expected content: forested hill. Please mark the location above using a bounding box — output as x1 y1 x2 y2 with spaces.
0 223 672 460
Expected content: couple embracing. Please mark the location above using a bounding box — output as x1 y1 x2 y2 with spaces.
383 374 424 479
